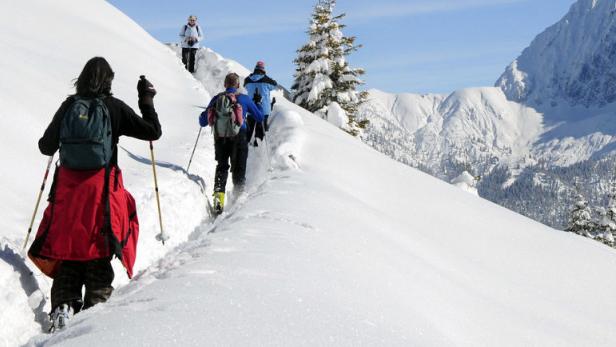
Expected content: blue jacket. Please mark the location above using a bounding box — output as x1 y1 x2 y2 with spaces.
199 88 264 130
244 73 277 116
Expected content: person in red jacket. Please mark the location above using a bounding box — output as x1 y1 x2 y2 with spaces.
30 57 161 332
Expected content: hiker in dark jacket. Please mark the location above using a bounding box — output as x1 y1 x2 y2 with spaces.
198 72 264 213
244 60 277 145
31 57 161 332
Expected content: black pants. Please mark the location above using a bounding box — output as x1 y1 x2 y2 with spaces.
246 115 268 145
214 130 248 193
182 48 197 73
50 258 114 313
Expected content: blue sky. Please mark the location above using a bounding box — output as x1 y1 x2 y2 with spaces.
108 0 574 94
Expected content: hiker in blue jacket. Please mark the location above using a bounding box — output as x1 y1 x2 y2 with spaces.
179 15 203 73
199 72 264 213
244 61 277 145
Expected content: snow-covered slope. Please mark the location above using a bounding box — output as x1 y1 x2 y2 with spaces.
2 1 616 346
0 1 213 345
27 96 616 346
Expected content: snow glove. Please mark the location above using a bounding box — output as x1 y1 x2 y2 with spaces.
137 75 157 107
199 110 208 127
187 37 198 45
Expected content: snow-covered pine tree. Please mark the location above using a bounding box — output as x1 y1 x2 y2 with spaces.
599 182 616 247
291 0 368 136
564 193 595 238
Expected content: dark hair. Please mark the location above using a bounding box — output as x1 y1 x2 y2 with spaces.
74 57 114 97
224 72 240 88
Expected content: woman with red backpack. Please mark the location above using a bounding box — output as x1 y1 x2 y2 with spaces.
30 57 162 332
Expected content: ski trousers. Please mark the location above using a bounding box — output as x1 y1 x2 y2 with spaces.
214 130 248 193
246 115 269 145
50 257 114 313
182 48 198 73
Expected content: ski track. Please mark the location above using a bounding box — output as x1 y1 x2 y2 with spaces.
0 243 49 334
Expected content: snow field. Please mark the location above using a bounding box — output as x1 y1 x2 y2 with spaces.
1 1 616 346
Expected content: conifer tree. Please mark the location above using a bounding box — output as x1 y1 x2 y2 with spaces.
564 193 595 237
291 0 368 136
599 182 616 247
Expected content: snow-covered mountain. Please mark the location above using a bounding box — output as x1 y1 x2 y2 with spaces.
358 0 616 229
497 0 616 109
2 1 616 346
359 87 542 178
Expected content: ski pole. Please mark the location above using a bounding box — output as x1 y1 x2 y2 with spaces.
267 97 278 129
23 155 54 251
262 97 276 170
263 134 273 171
186 127 202 173
149 141 168 244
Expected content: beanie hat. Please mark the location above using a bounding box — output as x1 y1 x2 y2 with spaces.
255 61 266 72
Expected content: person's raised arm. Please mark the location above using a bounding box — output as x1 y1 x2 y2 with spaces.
118 76 161 140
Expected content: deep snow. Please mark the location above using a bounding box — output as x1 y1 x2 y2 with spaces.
1 1 616 346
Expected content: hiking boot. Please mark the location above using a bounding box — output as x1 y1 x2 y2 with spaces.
213 192 225 215
49 303 73 332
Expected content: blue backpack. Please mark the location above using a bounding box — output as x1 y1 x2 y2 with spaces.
59 97 113 170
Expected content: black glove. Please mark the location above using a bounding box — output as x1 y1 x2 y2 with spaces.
137 75 157 105
252 92 262 104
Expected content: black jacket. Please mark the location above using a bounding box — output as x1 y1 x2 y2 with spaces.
39 96 162 165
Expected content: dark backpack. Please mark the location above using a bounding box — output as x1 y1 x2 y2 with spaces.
59 97 113 170
208 93 243 138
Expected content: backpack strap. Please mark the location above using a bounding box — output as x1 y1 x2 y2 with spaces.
227 93 244 127
184 24 200 37
102 164 123 260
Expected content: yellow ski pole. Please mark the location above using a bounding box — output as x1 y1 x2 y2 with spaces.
149 141 168 244
23 155 54 251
